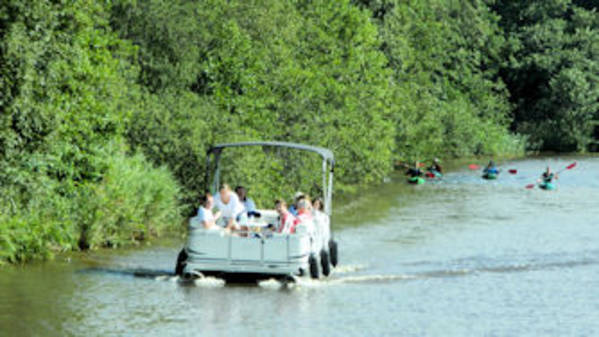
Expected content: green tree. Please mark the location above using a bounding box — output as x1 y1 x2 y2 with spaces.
492 0 599 151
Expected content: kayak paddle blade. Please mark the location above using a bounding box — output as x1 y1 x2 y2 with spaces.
525 184 535 189
468 164 480 170
508 169 517 174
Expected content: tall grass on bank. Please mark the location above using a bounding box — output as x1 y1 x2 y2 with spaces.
0 152 181 265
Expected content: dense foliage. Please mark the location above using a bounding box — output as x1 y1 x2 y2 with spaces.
491 0 599 151
1 0 597 263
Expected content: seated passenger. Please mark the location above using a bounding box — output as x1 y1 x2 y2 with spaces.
235 185 260 217
289 192 304 216
275 199 298 234
190 193 221 230
214 184 245 230
295 198 315 234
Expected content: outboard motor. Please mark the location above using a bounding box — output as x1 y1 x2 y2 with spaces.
174 248 188 276
329 239 338 267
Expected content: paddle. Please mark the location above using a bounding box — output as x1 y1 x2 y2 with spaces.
525 162 577 189
470 163 517 174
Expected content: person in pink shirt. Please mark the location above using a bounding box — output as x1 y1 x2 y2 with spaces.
294 198 314 233
275 199 298 234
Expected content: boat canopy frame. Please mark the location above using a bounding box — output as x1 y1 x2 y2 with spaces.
204 141 335 216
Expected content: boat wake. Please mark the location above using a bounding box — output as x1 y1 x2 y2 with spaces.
80 256 598 289
79 267 175 279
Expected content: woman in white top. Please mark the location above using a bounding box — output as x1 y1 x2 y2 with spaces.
213 184 245 230
312 197 330 247
190 193 221 230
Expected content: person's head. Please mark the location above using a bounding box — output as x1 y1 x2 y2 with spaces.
297 197 311 213
293 191 305 205
275 199 287 214
219 184 231 203
546 166 551 173
488 160 495 167
313 197 324 211
433 158 439 164
235 186 247 201
199 193 214 209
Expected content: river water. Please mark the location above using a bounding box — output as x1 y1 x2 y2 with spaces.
1 156 598 337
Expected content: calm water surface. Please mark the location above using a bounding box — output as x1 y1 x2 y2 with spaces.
1 156 598 336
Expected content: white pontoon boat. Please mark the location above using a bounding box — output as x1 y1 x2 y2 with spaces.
175 141 338 282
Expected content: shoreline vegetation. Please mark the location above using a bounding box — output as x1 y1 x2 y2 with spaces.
1 0 597 265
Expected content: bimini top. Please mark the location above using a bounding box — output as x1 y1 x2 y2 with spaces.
208 141 334 164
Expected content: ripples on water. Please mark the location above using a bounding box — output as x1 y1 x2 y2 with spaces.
1 157 599 336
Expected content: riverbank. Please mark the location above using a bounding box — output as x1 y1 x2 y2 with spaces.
1 154 532 266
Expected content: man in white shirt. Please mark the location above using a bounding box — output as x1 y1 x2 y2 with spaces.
190 193 221 230
214 184 245 230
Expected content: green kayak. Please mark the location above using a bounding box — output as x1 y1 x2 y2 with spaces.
408 176 425 185
539 182 556 190
482 172 498 180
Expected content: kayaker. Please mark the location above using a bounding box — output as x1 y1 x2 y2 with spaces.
406 161 423 178
427 158 443 174
539 166 558 184
483 160 499 175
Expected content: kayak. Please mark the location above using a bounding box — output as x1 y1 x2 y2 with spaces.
539 182 556 190
407 176 425 185
482 172 498 180
425 170 442 179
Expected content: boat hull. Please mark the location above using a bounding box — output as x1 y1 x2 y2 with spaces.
539 182 556 190
482 172 498 180
408 177 425 184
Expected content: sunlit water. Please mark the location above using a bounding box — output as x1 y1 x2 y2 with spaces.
1 156 598 336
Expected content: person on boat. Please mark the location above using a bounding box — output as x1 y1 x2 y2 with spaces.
312 197 330 244
190 193 221 230
235 185 259 217
405 161 423 178
214 184 246 230
428 158 443 174
295 197 315 234
483 160 499 175
539 166 558 184
312 197 325 216
288 191 304 216
274 199 298 234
